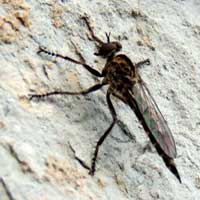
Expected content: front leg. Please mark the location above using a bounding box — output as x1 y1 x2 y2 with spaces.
81 15 104 45
38 46 103 77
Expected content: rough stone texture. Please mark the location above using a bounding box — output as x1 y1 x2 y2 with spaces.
0 0 200 199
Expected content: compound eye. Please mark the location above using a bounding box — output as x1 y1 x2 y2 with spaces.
116 42 122 51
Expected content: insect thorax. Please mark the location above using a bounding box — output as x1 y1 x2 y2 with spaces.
103 54 138 92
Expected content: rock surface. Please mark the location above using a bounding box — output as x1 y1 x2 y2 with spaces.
0 0 200 199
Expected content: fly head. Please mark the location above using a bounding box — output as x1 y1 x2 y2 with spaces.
94 32 122 58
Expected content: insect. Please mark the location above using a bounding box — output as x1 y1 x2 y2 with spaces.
30 15 181 183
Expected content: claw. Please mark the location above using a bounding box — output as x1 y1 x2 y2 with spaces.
146 58 150 65
28 94 34 101
37 46 44 54
28 93 44 101
88 169 95 176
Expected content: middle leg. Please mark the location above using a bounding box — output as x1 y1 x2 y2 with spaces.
29 82 106 100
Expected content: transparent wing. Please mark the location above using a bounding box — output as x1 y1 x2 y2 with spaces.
130 79 177 158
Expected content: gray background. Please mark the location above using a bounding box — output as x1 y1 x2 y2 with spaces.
0 0 200 199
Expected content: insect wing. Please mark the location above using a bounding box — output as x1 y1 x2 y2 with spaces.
131 80 177 158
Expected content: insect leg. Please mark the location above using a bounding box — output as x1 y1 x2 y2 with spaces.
136 58 150 68
38 46 103 77
89 90 117 175
0 178 15 200
29 82 106 100
81 15 104 45
68 142 90 171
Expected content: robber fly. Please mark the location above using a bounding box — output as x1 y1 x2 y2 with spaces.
30 15 181 183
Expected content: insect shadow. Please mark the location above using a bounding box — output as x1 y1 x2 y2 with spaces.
30 15 181 183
